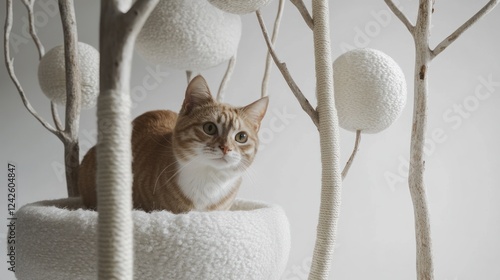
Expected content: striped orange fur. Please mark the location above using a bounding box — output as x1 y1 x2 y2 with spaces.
78 76 268 213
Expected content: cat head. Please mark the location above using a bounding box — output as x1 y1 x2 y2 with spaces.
173 75 268 172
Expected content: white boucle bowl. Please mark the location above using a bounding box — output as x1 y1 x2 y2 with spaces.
38 42 99 109
136 0 241 71
333 48 407 133
15 198 290 280
208 0 272 14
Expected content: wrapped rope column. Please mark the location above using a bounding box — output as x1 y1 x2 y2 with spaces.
309 0 342 279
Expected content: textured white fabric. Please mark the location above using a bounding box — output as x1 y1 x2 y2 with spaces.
37 42 99 109
15 198 290 280
208 0 272 14
136 0 241 71
333 48 407 133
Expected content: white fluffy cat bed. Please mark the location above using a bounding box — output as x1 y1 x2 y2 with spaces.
15 198 290 280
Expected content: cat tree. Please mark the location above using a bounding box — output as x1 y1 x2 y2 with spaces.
5 0 498 280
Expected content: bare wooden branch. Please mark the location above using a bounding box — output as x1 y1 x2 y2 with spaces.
341 130 361 180
124 0 159 27
384 0 415 35
410 1 434 279
261 0 285 98
51 102 64 131
431 0 498 59
99 0 159 88
110 0 126 11
59 0 81 139
58 0 82 197
256 10 319 127
290 0 313 30
21 0 45 59
4 0 62 140
217 55 236 102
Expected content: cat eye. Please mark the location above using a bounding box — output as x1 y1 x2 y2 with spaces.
235 131 248 143
203 122 218 135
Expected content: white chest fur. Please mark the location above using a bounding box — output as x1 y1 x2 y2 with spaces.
176 162 239 210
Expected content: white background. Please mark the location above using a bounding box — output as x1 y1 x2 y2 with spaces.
1 1 500 279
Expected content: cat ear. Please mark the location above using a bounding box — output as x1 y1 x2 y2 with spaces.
241 96 269 130
182 75 214 114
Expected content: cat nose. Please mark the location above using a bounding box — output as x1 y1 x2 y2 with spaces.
219 145 232 155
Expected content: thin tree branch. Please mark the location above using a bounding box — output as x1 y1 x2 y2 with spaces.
59 0 81 197
261 0 285 98
410 1 434 279
123 0 159 31
99 0 159 92
431 0 498 59
256 10 319 127
21 0 45 59
51 101 64 131
341 130 361 180
101 0 159 51
384 0 415 35
4 0 61 139
290 0 313 30
59 0 81 139
217 55 236 102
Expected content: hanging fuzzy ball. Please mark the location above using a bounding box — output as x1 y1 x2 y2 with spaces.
136 0 241 71
38 42 99 109
333 48 407 134
208 0 272 14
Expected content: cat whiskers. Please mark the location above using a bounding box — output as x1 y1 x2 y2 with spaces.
152 155 197 195
151 134 174 149
238 158 259 185
152 162 177 195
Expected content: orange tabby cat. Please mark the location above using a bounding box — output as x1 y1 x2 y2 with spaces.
78 75 268 213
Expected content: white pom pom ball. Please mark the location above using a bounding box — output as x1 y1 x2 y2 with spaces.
38 42 99 109
136 0 241 71
208 0 272 14
333 48 407 133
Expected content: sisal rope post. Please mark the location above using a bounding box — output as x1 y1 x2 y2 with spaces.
308 0 342 279
96 92 134 279
97 1 158 279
